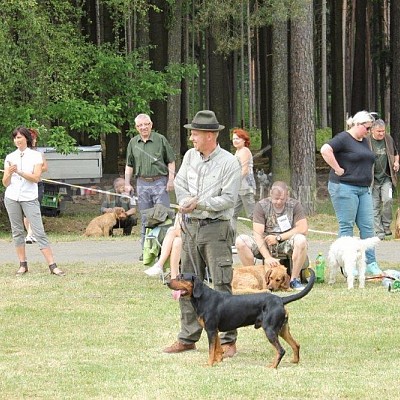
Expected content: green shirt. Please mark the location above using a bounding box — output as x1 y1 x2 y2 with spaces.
126 131 175 177
371 137 389 184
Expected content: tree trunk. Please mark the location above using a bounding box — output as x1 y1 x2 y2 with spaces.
208 36 231 150
391 0 400 150
166 0 182 166
290 0 316 215
149 1 168 136
351 0 367 114
330 0 345 135
271 21 290 184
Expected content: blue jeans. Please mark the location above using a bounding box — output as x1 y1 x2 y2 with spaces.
137 176 170 248
328 182 376 264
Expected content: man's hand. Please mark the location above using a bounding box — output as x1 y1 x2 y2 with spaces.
264 234 280 246
179 197 198 214
263 257 281 268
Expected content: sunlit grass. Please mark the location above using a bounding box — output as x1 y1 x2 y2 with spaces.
1 259 400 399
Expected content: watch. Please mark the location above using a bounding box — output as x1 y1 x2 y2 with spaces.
276 235 282 243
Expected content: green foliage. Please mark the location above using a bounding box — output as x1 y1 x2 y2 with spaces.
316 127 332 151
0 1 196 162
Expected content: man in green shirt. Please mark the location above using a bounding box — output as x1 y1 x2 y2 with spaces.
124 114 176 257
368 119 399 239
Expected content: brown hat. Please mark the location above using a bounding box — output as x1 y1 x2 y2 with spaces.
184 110 225 131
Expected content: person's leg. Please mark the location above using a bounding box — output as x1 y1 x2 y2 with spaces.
21 200 64 275
287 234 308 281
241 192 255 220
176 223 205 344
137 180 154 249
169 236 182 279
235 234 257 265
371 182 384 238
199 220 237 345
381 179 393 234
150 177 170 208
328 182 358 237
4 198 27 270
355 187 378 266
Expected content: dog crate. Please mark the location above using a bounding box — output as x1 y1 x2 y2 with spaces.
41 193 65 217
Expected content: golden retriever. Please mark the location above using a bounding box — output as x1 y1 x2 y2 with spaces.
84 207 127 237
232 264 290 294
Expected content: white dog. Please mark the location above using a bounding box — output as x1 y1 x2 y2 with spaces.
328 236 381 289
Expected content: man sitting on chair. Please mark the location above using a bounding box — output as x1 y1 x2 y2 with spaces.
235 181 308 291
101 177 137 236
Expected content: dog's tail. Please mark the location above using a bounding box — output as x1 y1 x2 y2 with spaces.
359 236 380 251
282 269 315 305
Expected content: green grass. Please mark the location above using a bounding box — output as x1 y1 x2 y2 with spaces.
1 258 400 399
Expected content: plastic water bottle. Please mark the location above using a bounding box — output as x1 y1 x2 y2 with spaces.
315 253 325 283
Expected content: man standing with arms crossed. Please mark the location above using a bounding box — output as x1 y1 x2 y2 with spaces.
124 113 176 259
163 110 241 358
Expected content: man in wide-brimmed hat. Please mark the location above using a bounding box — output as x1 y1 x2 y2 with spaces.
164 110 241 359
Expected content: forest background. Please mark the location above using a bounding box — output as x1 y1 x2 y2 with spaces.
1 0 400 215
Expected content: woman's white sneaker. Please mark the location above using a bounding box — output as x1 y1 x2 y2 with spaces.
144 264 163 276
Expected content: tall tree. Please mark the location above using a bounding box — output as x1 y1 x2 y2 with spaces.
290 0 316 214
329 0 345 135
271 21 290 183
391 0 400 150
351 0 367 114
166 0 183 165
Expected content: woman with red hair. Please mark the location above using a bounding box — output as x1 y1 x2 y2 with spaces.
231 128 256 238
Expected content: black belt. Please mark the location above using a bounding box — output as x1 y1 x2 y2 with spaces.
138 175 165 182
185 217 223 227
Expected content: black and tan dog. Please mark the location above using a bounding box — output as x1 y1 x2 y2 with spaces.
168 269 315 368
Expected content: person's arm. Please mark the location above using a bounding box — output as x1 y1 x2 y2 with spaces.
16 163 42 183
253 222 280 267
41 154 48 173
166 160 175 192
236 148 251 177
320 143 344 176
124 165 134 193
2 160 16 187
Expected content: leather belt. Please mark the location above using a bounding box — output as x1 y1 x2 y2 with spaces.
138 175 165 182
185 217 223 227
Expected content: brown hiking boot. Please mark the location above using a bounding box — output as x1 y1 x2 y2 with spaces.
222 342 237 358
163 341 196 353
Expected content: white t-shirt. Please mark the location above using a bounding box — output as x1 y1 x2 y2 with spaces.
4 148 43 201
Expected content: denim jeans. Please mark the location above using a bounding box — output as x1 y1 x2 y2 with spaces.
328 181 376 264
371 179 393 238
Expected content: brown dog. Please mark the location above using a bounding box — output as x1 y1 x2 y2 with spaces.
232 264 290 294
84 207 127 237
395 208 400 239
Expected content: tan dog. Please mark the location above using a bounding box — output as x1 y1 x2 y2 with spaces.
84 207 127 237
395 208 400 239
232 264 290 294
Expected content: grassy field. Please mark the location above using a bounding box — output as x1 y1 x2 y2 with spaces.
1 189 400 399
1 253 400 399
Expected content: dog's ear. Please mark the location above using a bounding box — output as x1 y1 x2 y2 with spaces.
192 275 203 298
265 269 272 284
282 273 290 289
